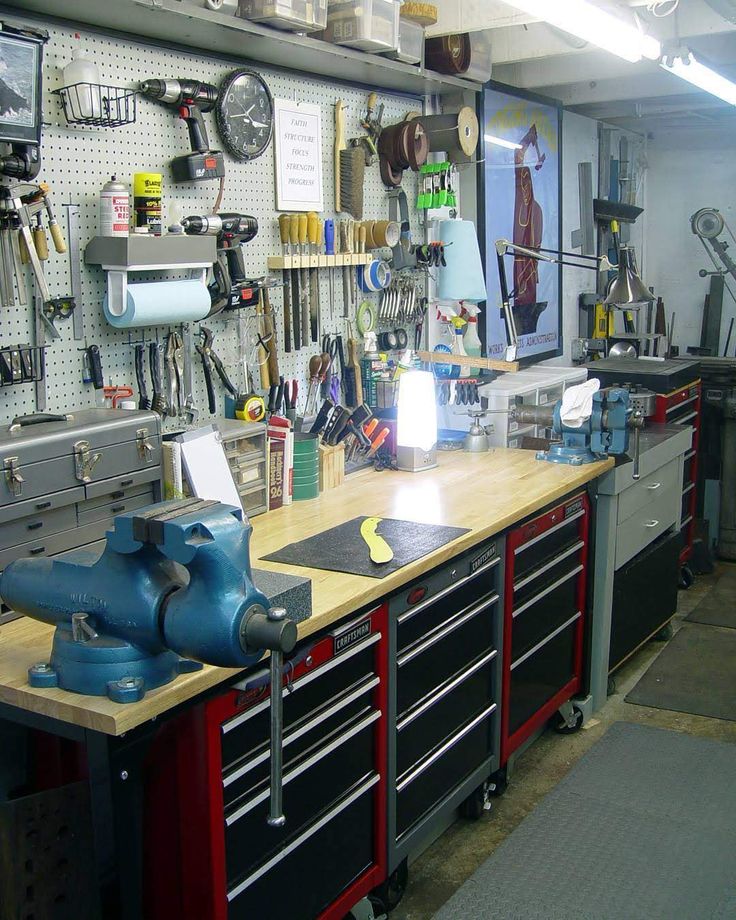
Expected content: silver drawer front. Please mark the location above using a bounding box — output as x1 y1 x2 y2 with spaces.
617 458 680 525
615 485 679 568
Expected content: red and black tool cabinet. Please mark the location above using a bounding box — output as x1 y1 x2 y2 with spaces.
501 493 589 764
651 381 701 566
143 605 388 920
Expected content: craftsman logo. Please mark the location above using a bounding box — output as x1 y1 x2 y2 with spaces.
565 498 585 519
333 619 371 653
471 544 496 574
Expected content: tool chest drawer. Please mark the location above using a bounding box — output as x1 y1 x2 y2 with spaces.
397 650 497 778
617 458 680 524
502 493 589 763
77 490 153 525
396 706 495 839
0 486 84 524
615 483 678 568
0 519 111 570
227 775 377 920
0 503 77 551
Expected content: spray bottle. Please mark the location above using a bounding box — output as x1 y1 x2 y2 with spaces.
462 303 482 377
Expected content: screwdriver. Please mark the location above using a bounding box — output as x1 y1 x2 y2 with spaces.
325 218 335 324
307 212 320 343
298 212 310 346
289 214 301 349
278 214 292 353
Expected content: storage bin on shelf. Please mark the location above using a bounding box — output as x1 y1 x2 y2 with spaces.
463 29 492 83
321 0 400 52
382 16 423 64
238 0 328 31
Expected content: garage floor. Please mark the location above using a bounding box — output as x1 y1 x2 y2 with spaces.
393 564 736 920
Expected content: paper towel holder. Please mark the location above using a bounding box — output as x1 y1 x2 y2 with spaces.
85 235 217 317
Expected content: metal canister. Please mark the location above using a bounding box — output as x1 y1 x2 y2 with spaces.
133 172 162 236
99 176 130 237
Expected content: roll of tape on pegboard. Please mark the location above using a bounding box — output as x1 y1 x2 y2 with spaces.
358 260 391 293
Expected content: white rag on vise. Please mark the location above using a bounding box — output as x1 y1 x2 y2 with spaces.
559 379 601 429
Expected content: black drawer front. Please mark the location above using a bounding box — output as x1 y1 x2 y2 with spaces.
228 777 375 920
610 530 679 672
221 638 376 770
397 568 498 653
397 653 496 778
511 568 581 663
514 518 580 583
222 677 376 808
225 710 377 887
397 599 497 716
509 617 578 736
396 709 494 839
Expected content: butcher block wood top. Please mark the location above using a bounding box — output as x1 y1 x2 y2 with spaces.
0 449 612 736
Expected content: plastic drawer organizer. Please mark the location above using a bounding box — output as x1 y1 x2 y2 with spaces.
238 0 328 32
322 0 400 52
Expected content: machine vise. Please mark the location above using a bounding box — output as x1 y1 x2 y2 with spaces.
0 498 296 703
512 387 644 477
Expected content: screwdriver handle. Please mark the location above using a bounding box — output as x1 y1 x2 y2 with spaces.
324 219 335 256
33 223 48 261
278 213 290 247
307 211 319 250
289 214 299 249
298 212 308 250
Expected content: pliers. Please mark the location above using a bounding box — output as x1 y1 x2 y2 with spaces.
196 326 239 415
165 331 184 418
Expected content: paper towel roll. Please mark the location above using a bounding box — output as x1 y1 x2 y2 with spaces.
439 219 487 303
103 279 211 328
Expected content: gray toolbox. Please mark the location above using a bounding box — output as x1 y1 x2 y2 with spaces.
0 410 162 623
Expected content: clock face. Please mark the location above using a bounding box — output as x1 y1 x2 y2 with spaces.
216 69 274 162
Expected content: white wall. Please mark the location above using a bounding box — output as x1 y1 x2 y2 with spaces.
645 132 736 355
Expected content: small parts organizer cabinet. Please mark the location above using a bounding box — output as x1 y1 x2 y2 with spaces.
387 539 504 875
502 493 589 764
144 605 388 920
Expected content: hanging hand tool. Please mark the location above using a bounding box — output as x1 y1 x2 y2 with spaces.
256 290 270 390
278 213 292 353
165 331 184 418
289 214 301 350
263 284 280 383
283 379 298 424
325 218 335 325
180 324 200 425
149 341 168 417
308 211 320 344
64 202 83 340
135 343 151 410
183 213 259 315
305 354 323 416
84 344 104 391
340 220 351 319
360 517 394 565
309 398 334 435
347 328 363 407
298 212 310 349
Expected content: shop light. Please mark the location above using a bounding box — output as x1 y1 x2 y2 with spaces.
502 0 661 63
660 50 736 106
484 133 522 150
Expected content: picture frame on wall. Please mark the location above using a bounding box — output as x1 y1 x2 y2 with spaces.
0 28 44 146
478 83 563 363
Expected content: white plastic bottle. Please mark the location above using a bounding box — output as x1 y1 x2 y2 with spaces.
62 35 100 119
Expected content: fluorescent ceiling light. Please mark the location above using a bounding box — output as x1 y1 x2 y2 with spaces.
660 51 736 106
485 133 522 150
502 0 661 63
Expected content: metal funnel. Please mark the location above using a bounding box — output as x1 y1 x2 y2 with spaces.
604 247 653 305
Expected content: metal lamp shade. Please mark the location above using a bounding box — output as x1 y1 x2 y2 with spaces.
604 247 653 306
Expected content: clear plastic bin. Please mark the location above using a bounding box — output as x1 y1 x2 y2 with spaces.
238 0 327 32
464 29 492 83
383 16 423 64
321 0 400 53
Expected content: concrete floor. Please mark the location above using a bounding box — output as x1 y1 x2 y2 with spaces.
392 565 736 920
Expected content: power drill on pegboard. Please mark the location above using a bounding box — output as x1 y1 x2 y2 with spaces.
139 78 225 182
183 213 258 312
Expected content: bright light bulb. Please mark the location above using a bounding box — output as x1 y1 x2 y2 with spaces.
503 0 661 63
660 51 736 106
397 371 437 454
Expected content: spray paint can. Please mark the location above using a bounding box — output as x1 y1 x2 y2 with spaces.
99 176 130 237
133 172 163 236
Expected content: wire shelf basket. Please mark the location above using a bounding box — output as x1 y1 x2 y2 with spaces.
53 83 137 128
0 345 47 387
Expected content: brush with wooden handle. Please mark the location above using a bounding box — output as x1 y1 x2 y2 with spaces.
335 98 364 219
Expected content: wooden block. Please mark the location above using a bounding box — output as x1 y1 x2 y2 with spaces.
319 442 345 492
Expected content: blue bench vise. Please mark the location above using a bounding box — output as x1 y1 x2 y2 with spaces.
513 387 643 475
0 498 297 703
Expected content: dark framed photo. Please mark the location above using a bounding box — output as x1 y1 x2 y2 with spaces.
478 83 563 363
0 29 43 146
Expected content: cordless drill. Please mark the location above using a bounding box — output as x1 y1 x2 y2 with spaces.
183 213 259 311
140 78 225 183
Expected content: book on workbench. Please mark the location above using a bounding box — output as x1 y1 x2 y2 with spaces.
267 437 285 510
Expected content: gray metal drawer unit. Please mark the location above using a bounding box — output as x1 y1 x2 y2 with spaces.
0 409 162 624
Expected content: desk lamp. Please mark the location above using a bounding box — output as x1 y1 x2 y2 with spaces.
397 370 437 472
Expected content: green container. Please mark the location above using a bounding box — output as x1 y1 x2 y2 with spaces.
293 433 319 456
293 479 320 500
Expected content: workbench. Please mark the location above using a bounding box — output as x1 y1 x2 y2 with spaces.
0 449 612 919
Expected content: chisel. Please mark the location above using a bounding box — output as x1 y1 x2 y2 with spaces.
298 212 310 349
308 211 320 344
325 218 335 325
289 214 301 350
278 214 292 353
340 220 350 319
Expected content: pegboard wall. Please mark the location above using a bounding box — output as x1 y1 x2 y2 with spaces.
0 14 426 426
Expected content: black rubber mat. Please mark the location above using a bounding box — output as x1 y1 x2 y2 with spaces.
434 722 736 920
686 566 736 629
626 624 736 721
261 517 469 579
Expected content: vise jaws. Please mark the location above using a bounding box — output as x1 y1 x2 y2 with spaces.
0 498 297 703
513 387 644 478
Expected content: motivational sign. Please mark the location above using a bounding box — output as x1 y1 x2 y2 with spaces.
274 98 323 212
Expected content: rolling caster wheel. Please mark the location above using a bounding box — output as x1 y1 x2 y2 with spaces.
371 860 408 913
679 565 694 590
459 782 487 820
655 621 675 641
553 706 583 734
488 767 508 797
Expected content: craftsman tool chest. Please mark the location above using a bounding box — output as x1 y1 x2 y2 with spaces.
0 409 161 622
501 493 589 763
144 604 388 920
387 538 503 873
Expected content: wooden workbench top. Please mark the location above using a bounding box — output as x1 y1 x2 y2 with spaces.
0 449 613 736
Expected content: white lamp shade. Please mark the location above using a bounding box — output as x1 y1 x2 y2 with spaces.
397 371 437 453
438 220 487 303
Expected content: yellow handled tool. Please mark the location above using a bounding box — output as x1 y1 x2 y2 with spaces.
360 516 394 565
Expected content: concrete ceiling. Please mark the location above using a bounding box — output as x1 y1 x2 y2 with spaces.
429 1 736 140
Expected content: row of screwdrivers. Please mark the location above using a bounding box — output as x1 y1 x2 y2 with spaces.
277 213 368 257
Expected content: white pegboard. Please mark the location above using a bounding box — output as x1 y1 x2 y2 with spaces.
0 15 426 426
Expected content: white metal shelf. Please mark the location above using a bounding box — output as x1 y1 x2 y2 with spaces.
3 0 482 97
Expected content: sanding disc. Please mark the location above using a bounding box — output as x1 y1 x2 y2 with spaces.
401 2 438 27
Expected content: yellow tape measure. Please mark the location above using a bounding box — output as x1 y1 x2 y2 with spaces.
360 516 394 565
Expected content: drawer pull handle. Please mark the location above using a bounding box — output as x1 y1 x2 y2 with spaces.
396 555 499 625
29 546 45 555
27 521 43 531
512 565 583 618
35 501 51 510
645 520 659 528
646 482 661 491
514 509 585 555
398 594 499 666
111 491 125 500
111 504 125 513
120 478 133 487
